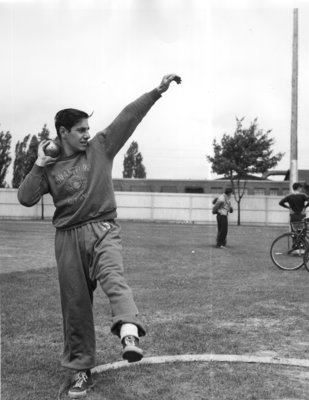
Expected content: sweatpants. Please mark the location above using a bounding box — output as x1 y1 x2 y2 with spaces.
54 219 145 371
216 214 228 246
290 213 306 231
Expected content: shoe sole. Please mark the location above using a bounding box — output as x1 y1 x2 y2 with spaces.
122 346 143 363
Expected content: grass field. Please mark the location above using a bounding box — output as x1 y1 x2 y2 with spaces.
1 220 309 400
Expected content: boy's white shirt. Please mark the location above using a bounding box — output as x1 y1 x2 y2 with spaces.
217 194 231 216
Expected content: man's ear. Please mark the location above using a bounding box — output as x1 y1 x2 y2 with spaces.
59 126 68 140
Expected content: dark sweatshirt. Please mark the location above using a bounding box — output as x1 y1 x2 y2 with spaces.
279 193 309 215
18 89 161 229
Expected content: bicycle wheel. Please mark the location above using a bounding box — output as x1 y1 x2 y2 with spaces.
304 247 309 272
270 232 307 270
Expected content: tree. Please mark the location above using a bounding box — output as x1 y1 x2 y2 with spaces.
207 118 284 225
12 134 31 188
123 142 136 178
134 152 146 178
12 125 50 188
24 135 39 176
0 130 12 188
38 124 50 142
123 141 146 179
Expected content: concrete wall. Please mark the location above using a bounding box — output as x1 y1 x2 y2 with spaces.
0 188 294 226
112 177 291 196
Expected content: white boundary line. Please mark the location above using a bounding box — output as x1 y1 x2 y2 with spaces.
92 354 309 374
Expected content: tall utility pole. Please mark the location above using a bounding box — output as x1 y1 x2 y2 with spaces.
290 8 298 191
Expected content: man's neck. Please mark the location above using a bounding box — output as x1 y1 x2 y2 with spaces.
61 141 79 157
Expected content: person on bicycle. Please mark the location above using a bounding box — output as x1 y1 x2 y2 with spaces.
279 183 309 230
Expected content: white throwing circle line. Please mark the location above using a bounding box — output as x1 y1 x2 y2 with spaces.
92 353 309 375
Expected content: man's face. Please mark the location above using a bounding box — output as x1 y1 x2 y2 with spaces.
62 118 90 155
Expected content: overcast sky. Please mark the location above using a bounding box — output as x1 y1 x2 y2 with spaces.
1 0 308 183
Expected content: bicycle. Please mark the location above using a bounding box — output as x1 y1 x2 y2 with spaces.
303 247 309 272
270 217 309 270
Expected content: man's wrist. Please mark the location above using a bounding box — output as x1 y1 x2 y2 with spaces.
35 159 46 167
151 88 163 99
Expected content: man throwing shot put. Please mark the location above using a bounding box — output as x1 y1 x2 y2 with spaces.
18 74 181 398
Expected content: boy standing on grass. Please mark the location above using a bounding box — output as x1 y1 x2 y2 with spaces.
213 187 233 249
18 74 181 398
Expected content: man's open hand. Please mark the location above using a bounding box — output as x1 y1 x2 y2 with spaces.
157 74 182 94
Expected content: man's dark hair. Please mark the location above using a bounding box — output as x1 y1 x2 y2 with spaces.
292 182 302 191
225 187 233 195
54 108 91 138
